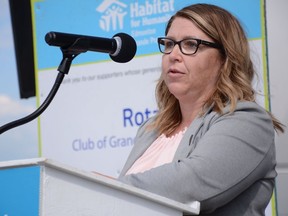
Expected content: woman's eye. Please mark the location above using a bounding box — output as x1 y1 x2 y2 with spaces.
184 40 197 48
165 41 174 49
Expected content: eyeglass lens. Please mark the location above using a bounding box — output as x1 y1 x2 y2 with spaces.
158 38 199 55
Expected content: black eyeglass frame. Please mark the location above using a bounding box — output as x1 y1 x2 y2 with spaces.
157 37 223 55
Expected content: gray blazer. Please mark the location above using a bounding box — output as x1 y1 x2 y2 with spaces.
118 101 277 216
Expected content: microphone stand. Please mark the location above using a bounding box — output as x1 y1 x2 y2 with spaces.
0 48 80 135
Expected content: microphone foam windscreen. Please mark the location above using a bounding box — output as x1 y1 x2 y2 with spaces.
110 33 137 63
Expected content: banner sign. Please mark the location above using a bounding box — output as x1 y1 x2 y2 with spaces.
32 0 274 214
33 0 266 174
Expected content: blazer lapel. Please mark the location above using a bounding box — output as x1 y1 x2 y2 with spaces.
173 117 204 160
173 105 214 161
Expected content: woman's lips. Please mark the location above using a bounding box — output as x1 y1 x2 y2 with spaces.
168 69 185 77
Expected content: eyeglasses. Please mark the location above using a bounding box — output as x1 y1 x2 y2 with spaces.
157 37 223 55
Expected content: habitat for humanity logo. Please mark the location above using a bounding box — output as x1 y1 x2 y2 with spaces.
96 0 128 32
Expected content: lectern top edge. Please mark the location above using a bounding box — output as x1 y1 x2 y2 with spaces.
0 157 200 215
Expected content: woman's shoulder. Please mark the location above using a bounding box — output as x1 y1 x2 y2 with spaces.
230 101 272 122
224 101 267 112
203 101 273 129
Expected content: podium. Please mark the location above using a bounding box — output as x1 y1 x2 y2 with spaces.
0 158 200 216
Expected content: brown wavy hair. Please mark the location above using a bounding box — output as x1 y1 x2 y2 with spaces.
152 3 284 136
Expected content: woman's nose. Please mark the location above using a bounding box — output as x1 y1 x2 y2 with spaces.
168 44 183 61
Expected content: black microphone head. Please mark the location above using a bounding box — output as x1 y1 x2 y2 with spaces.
110 33 137 63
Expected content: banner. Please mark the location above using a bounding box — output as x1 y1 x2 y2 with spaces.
32 0 274 214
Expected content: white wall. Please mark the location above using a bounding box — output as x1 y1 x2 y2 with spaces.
266 1 288 215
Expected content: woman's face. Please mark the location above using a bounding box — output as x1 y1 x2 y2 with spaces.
162 17 223 103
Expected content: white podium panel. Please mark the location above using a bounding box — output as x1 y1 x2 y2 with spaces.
0 158 200 216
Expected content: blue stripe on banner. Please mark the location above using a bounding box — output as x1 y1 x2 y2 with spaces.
33 0 261 69
0 166 40 216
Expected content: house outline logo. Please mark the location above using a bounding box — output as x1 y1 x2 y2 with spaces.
96 0 128 32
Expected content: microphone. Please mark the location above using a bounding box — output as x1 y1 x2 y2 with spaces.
45 31 137 63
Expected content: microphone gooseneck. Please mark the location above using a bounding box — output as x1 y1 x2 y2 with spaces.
0 31 137 134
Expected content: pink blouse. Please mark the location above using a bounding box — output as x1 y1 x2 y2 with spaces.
126 128 187 175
